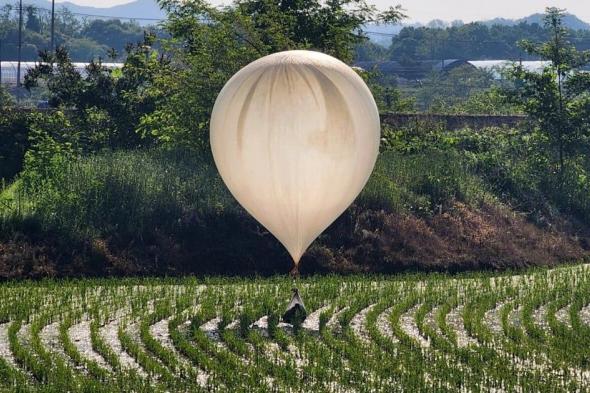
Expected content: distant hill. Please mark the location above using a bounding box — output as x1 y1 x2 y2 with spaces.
0 0 166 24
2 1 589 38
365 12 590 46
484 13 590 30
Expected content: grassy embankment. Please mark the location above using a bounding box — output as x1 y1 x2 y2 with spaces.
1 124 588 278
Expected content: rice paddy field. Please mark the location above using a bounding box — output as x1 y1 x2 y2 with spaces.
2 263 590 392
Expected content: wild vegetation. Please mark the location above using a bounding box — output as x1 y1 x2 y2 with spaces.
1 7 589 278
0 4 589 389
1 122 588 278
0 264 589 391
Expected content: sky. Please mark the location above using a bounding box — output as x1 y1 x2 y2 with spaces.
57 0 590 24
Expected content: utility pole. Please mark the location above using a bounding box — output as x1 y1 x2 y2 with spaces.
50 0 55 51
0 39 2 86
16 0 23 100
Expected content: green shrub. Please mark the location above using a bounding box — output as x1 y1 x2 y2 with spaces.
17 148 235 239
20 111 80 192
360 150 489 215
0 109 29 182
239 308 255 338
5 144 494 239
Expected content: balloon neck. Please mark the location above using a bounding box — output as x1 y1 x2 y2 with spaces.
289 264 300 279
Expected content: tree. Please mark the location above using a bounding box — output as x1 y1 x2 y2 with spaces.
232 0 405 63
380 20 590 63
56 8 81 39
80 20 144 56
0 4 161 62
25 6 42 33
0 5 14 40
142 0 405 148
417 65 497 112
0 85 13 108
506 7 590 176
24 33 169 150
0 109 28 181
499 8 590 218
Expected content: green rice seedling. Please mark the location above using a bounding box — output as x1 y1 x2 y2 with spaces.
0 264 590 391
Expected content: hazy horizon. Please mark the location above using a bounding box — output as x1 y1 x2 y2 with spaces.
55 0 590 24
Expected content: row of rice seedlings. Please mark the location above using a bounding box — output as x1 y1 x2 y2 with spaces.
504 277 576 366
0 318 31 392
364 297 428 391
88 317 155 392
301 283 357 384
139 298 208 390
429 295 506 389
329 294 409 391
189 292 288 392
461 277 581 392
446 282 567 391
2 265 590 390
58 312 110 381
413 291 477 391
118 321 178 390
391 288 482 391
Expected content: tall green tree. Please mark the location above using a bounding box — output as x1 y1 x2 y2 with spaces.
80 20 144 56
497 7 590 219
25 6 42 33
140 0 405 149
24 33 168 150
507 7 590 175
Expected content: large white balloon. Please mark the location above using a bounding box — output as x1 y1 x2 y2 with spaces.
210 50 380 266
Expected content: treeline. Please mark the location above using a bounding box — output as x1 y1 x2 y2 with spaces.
0 4 153 61
357 21 590 61
1 0 405 180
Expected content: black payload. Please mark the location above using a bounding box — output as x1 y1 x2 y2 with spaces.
282 287 307 324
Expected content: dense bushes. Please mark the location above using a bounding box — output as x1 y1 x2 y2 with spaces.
1 132 588 278
0 8 588 278
1 103 588 278
0 109 29 182
360 149 487 214
381 123 590 224
12 148 483 236
19 149 235 239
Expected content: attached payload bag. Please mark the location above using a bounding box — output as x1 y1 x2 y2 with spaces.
282 288 307 325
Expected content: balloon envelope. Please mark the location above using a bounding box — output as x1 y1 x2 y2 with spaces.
210 50 380 265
